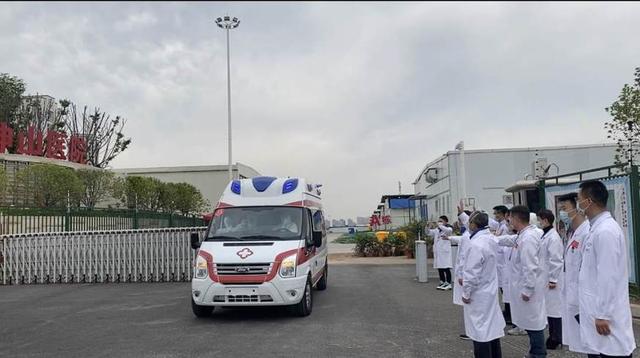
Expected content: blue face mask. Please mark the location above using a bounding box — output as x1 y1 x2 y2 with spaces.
558 209 574 229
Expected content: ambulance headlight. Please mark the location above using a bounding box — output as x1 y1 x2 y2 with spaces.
195 255 208 279
279 254 297 278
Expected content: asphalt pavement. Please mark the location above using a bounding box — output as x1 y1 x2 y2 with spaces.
1 265 639 358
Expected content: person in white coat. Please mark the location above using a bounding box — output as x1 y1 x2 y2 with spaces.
577 180 636 357
536 209 564 350
451 208 473 340
557 192 598 355
497 205 547 358
426 216 454 290
492 205 512 325
461 211 506 358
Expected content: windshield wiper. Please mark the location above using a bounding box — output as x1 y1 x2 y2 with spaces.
240 235 286 241
205 235 241 241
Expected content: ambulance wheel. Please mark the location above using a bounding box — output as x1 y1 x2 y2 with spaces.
316 264 328 291
192 298 214 318
292 278 313 317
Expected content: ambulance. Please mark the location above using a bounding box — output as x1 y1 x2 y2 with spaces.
190 176 328 317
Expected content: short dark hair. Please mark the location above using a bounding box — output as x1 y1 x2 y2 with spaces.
510 205 530 223
492 205 509 215
557 192 578 209
579 180 608 207
463 210 472 216
439 215 449 223
536 209 555 226
469 211 489 228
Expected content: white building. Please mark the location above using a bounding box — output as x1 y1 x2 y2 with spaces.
412 143 617 222
376 194 414 230
114 163 260 211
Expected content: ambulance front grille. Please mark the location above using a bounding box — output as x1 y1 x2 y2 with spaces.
213 295 274 303
215 263 272 276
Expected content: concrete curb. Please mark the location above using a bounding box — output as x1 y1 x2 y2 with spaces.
328 253 416 265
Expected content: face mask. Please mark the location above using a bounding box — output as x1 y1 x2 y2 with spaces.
576 199 591 215
558 210 572 228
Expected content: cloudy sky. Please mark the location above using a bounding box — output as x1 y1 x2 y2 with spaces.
2 2 640 220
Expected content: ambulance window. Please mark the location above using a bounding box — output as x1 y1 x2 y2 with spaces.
311 210 326 236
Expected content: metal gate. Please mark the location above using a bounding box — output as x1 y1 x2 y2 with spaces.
1 227 206 285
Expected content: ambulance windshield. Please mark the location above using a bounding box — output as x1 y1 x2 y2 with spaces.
206 206 303 241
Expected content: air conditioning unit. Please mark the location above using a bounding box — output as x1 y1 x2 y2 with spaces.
503 195 513 206
425 168 440 184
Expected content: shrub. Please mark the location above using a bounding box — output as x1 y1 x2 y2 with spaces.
353 231 408 257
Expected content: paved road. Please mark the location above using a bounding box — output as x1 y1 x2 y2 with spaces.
1 265 638 358
327 232 355 255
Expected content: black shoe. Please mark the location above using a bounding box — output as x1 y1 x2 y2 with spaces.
459 334 471 341
545 337 561 350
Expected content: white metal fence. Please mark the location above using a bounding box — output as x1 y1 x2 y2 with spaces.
1 227 207 285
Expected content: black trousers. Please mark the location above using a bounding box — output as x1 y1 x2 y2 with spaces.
438 268 451 283
547 317 562 343
473 338 502 358
503 302 512 322
588 354 633 358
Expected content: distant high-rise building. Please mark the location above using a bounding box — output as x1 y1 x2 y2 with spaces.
347 219 356 227
356 217 369 225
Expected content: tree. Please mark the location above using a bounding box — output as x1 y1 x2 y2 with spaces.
605 67 640 167
119 176 162 211
16 164 83 208
172 183 208 215
0 73 26 124
76 169 115 209
157 182 208 214
14 96 68 134
158 182 179 213
63 104 132 168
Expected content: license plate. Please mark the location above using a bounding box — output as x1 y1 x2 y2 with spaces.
227 287 258 296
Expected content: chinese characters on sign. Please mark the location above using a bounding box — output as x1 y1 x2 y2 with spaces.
0 123 87 164
369 214 392 230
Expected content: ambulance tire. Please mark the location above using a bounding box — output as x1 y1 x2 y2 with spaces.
316 264 328 291
192 298 214 318
291 277 313 317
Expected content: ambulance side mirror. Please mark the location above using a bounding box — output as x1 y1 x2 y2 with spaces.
190 233 201 250
312 231 323 248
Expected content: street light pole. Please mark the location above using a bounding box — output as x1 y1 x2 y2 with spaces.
216 15 240 182
628 121 635 169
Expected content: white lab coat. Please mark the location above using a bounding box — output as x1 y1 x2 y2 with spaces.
427 225 453 269
562 220 596 354
540 228 564 318
462 228 506 342
578 212 636 356
450 231 471 306
495 221 510 291
500 225 546 331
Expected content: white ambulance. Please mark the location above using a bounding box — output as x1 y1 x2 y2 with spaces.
190 176 328 317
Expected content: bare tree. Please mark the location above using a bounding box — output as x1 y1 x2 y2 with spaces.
14 95 68 133
63 103 132 168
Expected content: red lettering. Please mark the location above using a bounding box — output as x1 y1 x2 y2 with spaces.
16 126 44 156
45 130 67 160
67 135 87 164
0 122 13 154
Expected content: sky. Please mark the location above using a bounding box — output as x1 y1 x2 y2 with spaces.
2 2 640 220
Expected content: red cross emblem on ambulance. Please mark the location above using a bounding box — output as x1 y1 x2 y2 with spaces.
237 248 254 259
